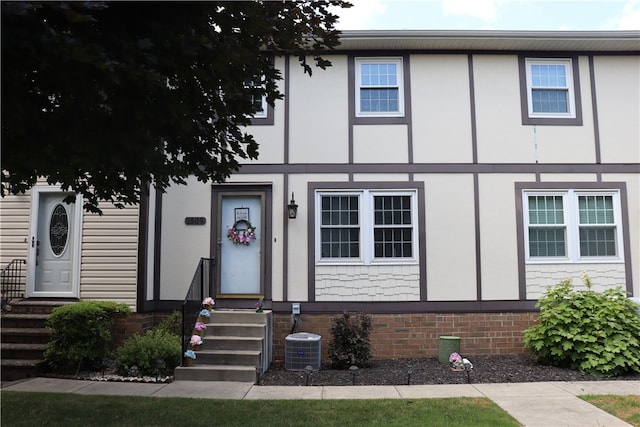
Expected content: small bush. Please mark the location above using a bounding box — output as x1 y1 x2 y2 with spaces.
524 275 640 377
155 310 182 336
115 329 181 377
328 312 372 369
45 301 131 372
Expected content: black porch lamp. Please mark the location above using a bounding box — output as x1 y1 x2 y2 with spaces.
287 193 299 219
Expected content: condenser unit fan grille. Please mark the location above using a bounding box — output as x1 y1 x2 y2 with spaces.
285 332 321 371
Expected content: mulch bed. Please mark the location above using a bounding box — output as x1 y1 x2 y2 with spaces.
20 354 639 387
257 354 640 386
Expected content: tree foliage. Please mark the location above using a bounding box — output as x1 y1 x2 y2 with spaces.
1 1 350 213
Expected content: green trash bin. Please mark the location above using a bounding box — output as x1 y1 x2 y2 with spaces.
439 336 461 363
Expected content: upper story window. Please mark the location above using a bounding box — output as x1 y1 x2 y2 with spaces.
519 56 582 126
523 189 623 262
245 78 267 117
355 57 404 118
527 59 574 117
245 76 273 125
317 190 418 265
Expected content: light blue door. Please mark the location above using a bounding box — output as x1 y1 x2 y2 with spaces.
219 195 262 295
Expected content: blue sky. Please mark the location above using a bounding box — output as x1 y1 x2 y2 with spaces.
334 0 640 31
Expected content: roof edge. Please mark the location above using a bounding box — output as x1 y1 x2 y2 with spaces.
339 29 640 40
335 30 640 52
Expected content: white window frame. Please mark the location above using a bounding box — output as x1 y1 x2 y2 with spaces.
251 95 267 119
355 57 404 118
245 77 268 119
523 189 624 263
525 58 576 119
315 189 418 265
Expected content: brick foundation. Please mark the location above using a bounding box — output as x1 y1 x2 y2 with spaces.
272 312 539 362
112 313 160 347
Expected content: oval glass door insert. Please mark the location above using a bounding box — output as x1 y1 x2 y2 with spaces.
49 204 69 256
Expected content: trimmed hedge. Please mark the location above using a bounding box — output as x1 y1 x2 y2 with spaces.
45 301 131 372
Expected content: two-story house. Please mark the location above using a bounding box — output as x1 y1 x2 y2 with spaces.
2 30 638 361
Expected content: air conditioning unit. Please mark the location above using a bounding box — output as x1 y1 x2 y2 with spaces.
285 332 321 371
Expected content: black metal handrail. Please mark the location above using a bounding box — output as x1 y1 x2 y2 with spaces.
1 259 26 310
181 257 215 365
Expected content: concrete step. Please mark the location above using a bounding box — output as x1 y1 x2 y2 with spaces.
0 343 48 359
4 299 75 315
1 328 51 344
174 365 257 382
200 336 263 351
210 310 271 325
0 359 44 382
0 300 75 383
206 323 265 338
194 349 261 366
1 313 49 329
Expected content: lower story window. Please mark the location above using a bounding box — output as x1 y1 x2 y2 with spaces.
524 190 623 262
317 190 418 264
578 195 617 257
373 195 413 258
320 195 359 258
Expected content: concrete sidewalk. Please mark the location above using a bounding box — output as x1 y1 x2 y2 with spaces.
2 377 639 427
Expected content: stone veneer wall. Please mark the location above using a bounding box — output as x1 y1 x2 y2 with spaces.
272 312 539 361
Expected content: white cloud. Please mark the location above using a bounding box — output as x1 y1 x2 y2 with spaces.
616 0 640 29
441 0 497 20
334 0 389 30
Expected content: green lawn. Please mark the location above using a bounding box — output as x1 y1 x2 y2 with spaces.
581 395 640 427
1 391 519 427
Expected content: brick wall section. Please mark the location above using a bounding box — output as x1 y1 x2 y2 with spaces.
112 313 156 347
272 312 539 361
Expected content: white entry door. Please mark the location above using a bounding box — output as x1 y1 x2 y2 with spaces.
27 188 82 298
219 195 262 296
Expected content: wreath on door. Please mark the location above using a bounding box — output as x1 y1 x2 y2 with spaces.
227 220 257 245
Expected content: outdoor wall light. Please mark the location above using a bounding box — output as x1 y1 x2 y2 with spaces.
287 193 298 219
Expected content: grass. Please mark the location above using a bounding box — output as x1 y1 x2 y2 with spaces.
1 391 519 427
581 395 640 427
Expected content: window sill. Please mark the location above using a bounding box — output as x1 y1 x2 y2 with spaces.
525 258 624 265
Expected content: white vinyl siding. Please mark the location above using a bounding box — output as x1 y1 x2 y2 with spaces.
80 202 139 308
0 193 31 296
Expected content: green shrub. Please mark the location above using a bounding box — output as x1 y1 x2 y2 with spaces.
114 329 181 377
328 312 372 369
155 310 182 336
524 275 640 377
44 301 131 372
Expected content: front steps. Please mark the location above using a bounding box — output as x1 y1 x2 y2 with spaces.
174 309 273 383
1 299 75 381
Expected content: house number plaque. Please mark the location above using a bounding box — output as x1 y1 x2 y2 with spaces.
184 217 206 225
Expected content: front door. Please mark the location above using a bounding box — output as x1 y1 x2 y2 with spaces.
219 195 263 296
27 188 82 298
